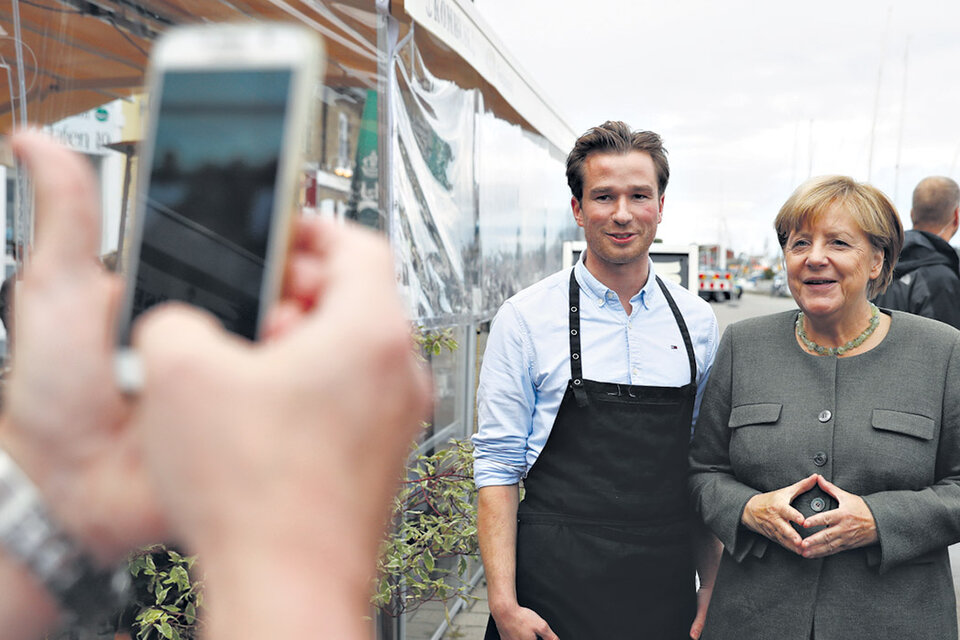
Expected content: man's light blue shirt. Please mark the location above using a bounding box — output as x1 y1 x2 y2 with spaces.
473 256 720 488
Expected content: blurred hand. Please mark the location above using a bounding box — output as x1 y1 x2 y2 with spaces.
1 131 165 562
801 475 877 558
132 217 431 638
490 604 559 640
741 474 819 554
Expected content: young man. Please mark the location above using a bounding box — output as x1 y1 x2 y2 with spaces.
873 176 960 329
474 121 721 639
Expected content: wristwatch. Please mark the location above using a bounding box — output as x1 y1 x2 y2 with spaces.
0 447 131 629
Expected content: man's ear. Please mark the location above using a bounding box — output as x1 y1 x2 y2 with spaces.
571 196 584 227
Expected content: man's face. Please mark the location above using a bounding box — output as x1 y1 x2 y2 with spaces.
572 151 663 274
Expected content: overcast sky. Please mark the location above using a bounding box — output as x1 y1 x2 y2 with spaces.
474 0 960 257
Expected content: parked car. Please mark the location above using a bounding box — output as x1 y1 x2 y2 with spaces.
770 274 789 297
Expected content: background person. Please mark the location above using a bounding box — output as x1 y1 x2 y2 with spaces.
474 121 721 640
873 175 960 329
690 175 960 639
0 131 431 640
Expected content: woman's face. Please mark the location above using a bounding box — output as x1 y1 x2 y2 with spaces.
784 205 884 323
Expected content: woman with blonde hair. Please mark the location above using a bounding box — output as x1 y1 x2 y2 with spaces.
690 175 960 639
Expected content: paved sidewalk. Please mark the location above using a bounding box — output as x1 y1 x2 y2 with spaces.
442 578 489 640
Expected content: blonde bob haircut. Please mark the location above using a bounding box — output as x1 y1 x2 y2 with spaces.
774 175 904 299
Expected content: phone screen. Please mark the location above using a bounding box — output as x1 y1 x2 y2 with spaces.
124 68 293 343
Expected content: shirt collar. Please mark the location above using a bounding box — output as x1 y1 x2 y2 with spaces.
573 254 658 311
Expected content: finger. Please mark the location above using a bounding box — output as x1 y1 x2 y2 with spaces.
689 592 709 639
100 274 125 347
775 523 804 551
289 215 338 256
803 506 839 529
12 130 101 267
780 504 807 527
689 620 704 639
259 300 307 340
801 529 842 558
280 250 326 311
538 622 559 640
295 223 402 339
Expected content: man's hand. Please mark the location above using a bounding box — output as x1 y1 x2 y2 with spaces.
741 473 819 554
132 218 432 639
1 131 166 563
490 605 559 640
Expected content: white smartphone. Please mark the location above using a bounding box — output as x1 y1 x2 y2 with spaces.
117 23 323 345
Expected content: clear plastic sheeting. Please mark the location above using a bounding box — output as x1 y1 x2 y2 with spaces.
391 36 478 323
477 114 573 319
390 25 577 326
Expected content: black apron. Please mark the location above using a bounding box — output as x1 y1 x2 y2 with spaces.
485 271 698 639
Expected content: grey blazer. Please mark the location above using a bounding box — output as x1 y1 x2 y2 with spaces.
690 309 960 640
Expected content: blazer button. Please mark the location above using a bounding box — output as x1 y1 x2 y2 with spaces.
810 497 826 512
818 410 832 423
813 452 828 466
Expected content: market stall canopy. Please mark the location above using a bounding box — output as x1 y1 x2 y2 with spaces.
0 0 381 131
0 0 573 152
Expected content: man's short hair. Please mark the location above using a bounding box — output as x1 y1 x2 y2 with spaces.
774 175 903 299
565 121 669 203
910 176 960 230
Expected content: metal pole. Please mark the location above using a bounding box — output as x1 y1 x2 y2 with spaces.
893 39 909 205
375 7 402 638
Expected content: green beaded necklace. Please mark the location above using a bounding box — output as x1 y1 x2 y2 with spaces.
795 303 880 356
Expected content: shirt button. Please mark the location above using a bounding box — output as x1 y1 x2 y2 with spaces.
813 452 828 467
810 497 826 512
818 410 832 423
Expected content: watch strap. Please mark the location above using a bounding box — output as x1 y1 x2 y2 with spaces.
0 447 130 626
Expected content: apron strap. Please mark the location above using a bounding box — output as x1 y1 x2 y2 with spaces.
655 276 697 387
568 270 697 403
568 269 588 407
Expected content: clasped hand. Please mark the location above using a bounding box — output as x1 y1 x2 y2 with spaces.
741 474 877 558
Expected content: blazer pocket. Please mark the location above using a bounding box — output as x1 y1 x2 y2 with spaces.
871 409 935 441
728 403 782 428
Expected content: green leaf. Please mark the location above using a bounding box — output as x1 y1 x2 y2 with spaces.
140 608 163 624
158 621 174 639
169 565 191 590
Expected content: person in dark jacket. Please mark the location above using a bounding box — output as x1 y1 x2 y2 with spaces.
873 176 960 329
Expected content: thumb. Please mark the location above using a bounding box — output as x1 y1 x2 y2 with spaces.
132 302 242 380
13 130 102 267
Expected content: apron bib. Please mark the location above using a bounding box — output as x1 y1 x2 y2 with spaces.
485 271 698 639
